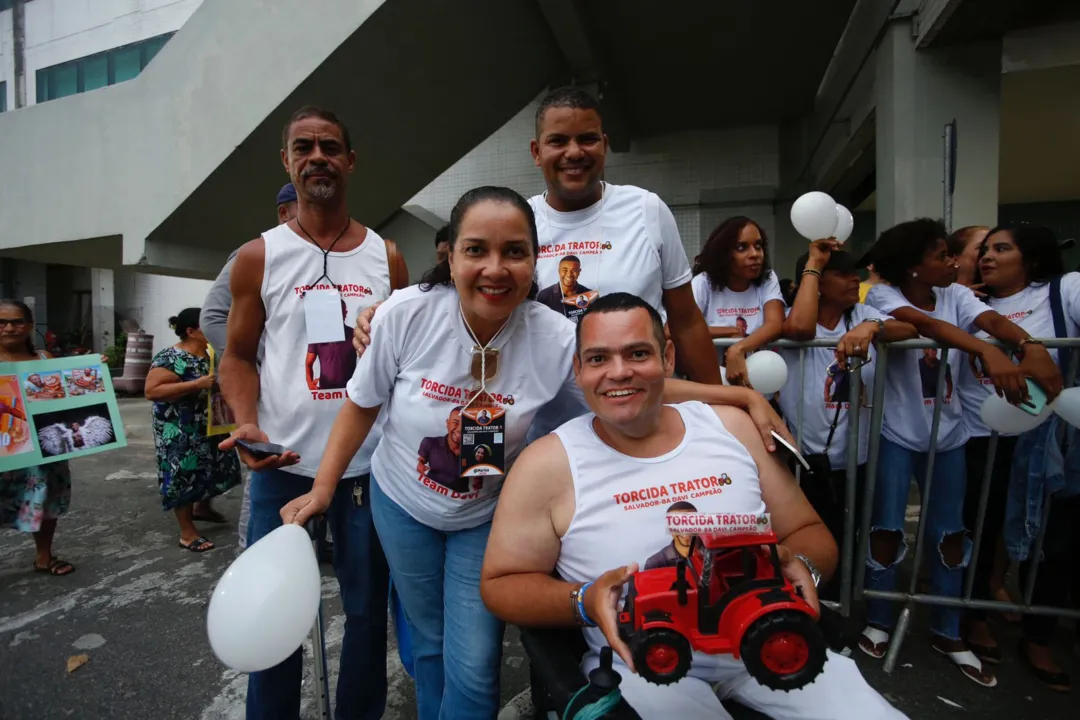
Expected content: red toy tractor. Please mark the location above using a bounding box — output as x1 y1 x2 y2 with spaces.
617 522 826 691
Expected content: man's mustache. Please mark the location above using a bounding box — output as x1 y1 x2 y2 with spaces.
302 165 338 179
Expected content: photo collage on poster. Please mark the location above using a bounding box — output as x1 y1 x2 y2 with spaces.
0 355 127 472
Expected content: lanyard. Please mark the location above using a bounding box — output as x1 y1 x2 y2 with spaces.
458 305 510 409
296 217 351 294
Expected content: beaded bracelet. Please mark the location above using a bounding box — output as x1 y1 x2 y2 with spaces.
801 268 822 279
577 581 596 627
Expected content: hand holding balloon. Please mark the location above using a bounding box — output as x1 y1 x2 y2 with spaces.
207 524 321 672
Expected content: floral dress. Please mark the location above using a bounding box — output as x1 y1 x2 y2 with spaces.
150 347 240 511
0 463 72 532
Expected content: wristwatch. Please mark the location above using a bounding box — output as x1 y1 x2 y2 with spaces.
1017 338 1044 357
793 554 821 588
862 318 885 333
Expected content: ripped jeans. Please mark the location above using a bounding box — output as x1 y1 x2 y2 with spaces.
865 438 970 641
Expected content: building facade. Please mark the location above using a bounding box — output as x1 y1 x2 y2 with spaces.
2 0 1079 358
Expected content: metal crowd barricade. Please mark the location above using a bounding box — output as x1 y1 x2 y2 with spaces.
715 336 1080 672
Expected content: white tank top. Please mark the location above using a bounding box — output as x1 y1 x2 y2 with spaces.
258 223 391 478
554 401 766 668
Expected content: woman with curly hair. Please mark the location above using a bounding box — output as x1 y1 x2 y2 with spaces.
691 216 785 387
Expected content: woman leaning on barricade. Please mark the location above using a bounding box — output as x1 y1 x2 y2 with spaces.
690 216 785 387
777 239 917 603
955 224 1080 691
275 185 795 720
857 218 1062 689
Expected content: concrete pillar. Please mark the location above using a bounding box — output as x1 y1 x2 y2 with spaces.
875 18 1002 234
91 268 115 353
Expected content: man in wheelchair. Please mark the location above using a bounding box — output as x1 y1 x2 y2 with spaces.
481 294 905 719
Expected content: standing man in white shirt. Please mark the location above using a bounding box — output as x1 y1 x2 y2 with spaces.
218 105 408 720
201 183 299 553
528 86 721 384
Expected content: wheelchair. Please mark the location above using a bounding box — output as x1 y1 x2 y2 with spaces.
519 625 772 719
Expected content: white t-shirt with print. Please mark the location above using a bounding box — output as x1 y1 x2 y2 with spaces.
866 283 991 452
957 273 1080 438
776 304 889 466
529 183 692 324
346 285 588 532
691 270 784 336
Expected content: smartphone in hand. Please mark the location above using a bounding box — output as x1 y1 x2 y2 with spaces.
771 430 811 471
235 438 292 460
1019 379 1049 417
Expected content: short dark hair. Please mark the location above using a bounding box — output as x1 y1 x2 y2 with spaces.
168 307 202 339
535 86 604 138
868 218 949 286
434 224 450 248
693 216 772 290
0 299 35 354
282 105 352 152
575 292 666 356
419 186 540 299
979 223 1064 287
560 255 581 265
667 501 698 513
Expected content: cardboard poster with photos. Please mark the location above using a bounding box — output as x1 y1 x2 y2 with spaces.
0 355 127 472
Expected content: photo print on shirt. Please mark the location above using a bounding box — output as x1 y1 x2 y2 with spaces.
535 254 602 322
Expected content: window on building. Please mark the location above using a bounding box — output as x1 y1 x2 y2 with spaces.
35 32 175 104
0 81 6 113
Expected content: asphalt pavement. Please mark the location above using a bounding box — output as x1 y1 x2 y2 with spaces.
1 399 1076 719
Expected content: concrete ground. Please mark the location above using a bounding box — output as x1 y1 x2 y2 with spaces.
0 398 1076 719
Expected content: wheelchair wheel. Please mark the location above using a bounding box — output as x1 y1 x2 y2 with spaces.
740 610 826 691
630 628 692 685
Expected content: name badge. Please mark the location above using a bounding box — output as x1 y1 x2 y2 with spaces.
460 392 506 485
303 287 346 345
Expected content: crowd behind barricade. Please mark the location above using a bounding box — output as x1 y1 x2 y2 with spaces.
4 86 1078 720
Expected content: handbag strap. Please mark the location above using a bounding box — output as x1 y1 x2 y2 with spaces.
1050 275 1071 374
822 312 855 453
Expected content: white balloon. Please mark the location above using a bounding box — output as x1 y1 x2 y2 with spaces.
1052 386 1080 428
833 205 854 244
207 523 321 672
979 393 1051 435
745 351 788 395
790 192 839 241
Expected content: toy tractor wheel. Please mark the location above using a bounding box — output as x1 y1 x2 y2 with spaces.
740 610 827 691
630 628 692 686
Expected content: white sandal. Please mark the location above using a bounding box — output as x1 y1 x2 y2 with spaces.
931 645 998 688
858 626 889 659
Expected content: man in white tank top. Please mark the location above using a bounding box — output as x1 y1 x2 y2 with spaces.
218 106 408 720
480 293 906 719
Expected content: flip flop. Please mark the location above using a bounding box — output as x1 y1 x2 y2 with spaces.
966 639 1002 665
858 625 889 659
1018 640 1071 692
178 536 215 552
33 557 75 576
931 643 997 688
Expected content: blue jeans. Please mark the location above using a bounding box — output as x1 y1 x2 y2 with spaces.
245 469 389 720
370 477 503 720
865 438 971 640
